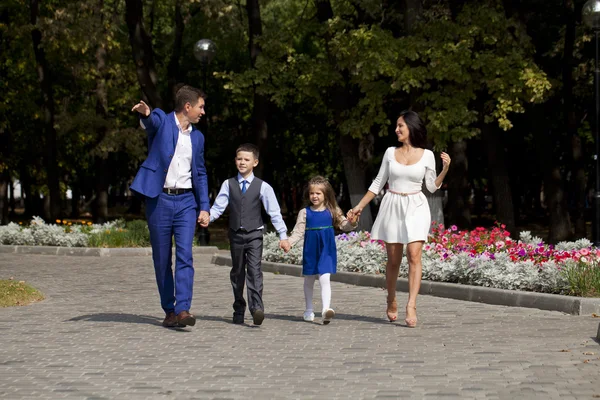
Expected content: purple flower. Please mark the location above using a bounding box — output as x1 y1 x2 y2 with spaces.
518 248 527 257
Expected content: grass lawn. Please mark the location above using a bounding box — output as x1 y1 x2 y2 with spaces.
0 279 44 307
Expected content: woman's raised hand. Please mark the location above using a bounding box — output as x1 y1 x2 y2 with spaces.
440 152 451 170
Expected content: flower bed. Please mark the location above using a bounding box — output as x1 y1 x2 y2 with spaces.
0 217 132 247
262 224 600 297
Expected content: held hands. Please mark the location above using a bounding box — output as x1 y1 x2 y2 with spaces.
347 206 362 223
279 239 291 253
197 211 209 227
131 100 151 117
440 152 451 170
346 210 360 225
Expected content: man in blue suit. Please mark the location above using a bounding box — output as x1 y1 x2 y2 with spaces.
130 85 210 328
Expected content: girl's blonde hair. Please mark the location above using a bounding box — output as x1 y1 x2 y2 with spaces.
305 176 343 227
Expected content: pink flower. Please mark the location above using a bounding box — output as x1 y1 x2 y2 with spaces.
580 248 590 256
495 241 505 249
451 225 458 231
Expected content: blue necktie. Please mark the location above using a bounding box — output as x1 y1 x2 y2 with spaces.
241 180 248 194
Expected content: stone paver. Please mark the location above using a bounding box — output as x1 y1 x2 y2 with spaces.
0 253 598 399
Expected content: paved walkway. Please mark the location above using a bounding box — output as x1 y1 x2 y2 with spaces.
0 253 599 399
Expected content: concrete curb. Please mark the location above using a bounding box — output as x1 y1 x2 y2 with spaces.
211 253 600 316
0 245 219 257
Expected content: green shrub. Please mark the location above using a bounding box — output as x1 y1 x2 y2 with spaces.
87 219 150 248
562 261 600 297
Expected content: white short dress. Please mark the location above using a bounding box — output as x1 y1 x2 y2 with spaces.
369 147 440 244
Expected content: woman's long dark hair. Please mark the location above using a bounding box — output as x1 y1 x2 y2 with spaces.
397 110 427 149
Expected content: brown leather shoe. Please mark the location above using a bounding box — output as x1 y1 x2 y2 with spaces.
176 310 196 327
162 312 180 328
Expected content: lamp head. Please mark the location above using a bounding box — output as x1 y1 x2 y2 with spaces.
193 39 217 64
583 0 600 31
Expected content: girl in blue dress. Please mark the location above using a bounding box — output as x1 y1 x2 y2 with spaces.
287 176 358 324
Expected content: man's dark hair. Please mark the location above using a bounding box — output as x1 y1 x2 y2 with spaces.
236 143 260 160
174 85 206 112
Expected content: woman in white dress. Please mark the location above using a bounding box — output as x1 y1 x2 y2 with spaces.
348 110 451 327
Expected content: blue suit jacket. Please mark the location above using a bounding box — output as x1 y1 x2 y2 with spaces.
130 108 210 213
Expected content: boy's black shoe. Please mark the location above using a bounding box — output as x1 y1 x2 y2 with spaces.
233 314 245 324
251 309 264 326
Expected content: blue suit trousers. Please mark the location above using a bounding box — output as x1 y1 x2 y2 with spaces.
145 192 197 315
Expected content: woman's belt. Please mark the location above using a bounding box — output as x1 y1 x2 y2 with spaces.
305 225 333 230
388 190 421 196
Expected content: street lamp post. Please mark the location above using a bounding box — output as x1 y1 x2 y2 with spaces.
194 39 217 92
193 39 216 246
583 0 600 246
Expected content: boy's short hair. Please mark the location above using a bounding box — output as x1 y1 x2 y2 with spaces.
236 143 260 160
174 84 206 112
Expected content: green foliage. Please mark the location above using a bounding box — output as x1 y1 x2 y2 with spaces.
221 1 551 150
562 261 600 297
87 219 151 248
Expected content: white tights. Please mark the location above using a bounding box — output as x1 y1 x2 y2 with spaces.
303 273 331 313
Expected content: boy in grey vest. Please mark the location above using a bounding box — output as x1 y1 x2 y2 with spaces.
209 143 290 325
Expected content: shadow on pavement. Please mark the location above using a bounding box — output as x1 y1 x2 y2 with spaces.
67 313 162 326
66 312 418 328
265 312 407 326
199 315 240 325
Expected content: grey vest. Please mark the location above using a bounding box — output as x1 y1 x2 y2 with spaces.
228 177 264 231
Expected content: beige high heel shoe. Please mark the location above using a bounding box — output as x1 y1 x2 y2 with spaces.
405 306 417 328
386 297 398 322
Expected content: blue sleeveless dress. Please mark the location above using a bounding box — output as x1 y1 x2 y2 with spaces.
302 207 337 275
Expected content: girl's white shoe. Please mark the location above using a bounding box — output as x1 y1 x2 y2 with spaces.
303 311 315 322
322 308 335 325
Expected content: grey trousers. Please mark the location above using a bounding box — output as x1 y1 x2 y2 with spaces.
228 229 264 316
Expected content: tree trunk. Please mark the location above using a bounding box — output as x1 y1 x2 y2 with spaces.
166 0 184 108
30 0 60 220
545 166 572 243
340 135 373 230
404 0 444 231
246 0 270 180
125 0 162 108
20 166 33 218
531 102 572 243
9 179 16 216
314 0 373 229
482 123 516 236
93 2 109 223
447 139 471 229
424 186 444 229
402 0 422 32
71 183 80 218
563 0 586 238
0 171 9 225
